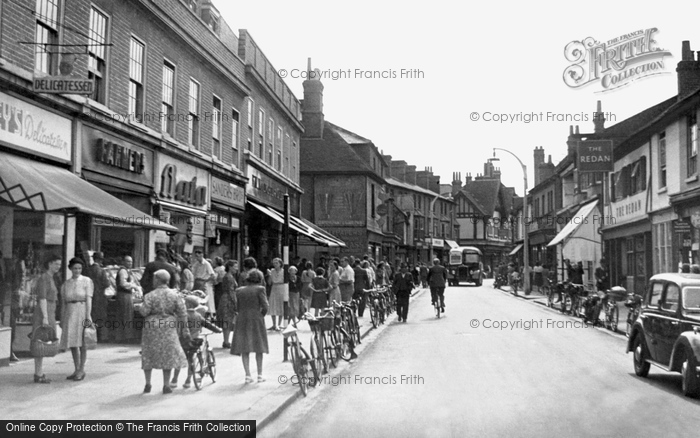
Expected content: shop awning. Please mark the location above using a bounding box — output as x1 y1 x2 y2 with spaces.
444 240 459 249
508 243 523 256
247 200 345 247
547 200 599 247
0 152 177 232
298 217 346 248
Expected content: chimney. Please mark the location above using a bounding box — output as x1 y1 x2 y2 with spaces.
429 175 440 194
677 41 700 101
465 172 472 183
391 160 408 182
533 146 545 186
593 100 606 133
539 155 556 182
405 165 417 185
417 169 432 190
567 125 579 156
484 160 494 178
451 172 462 195
301 58 324 138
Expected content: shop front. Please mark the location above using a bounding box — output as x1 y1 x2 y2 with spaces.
154 157 210 257
209 175 245 261
669 192 700 271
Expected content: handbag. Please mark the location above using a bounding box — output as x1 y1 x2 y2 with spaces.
83 323 97 350
30 325 60 358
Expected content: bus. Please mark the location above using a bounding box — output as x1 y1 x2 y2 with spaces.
447 246 484 286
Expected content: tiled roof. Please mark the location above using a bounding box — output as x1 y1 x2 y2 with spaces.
300 121 375 174
326 122 372 144
385 177 439 197
593 95 678 144
462 179 501 216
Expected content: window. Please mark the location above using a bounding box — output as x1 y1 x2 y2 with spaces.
688 111 698 177
284 133 291 176
683 287 700 311
88 7 108 103
659 132 666 188
212 95 222 159
188 79 200 148
267 118 274 165
648 282 663 307
35 0 59 75
128 37 145 122
257 108 265 158
292 141 297 180
161 61 175 135
662 284 680 312
371 184 376 217
231 109 239 167
654 222 672 273
276 127 283 171
246 98 254 151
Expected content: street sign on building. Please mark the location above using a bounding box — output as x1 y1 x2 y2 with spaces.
577 140 613 172
34 76 94 94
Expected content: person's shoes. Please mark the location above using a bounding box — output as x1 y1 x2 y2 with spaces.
169 382 178 388
397 317 402 322
441 307 445 312
257 375 266 383
162 385 172 394
34 374 51 384
268 326 277 331
182 382 191 389
244 376 254 384
143 384 152 393
66 372 78 380
222 342 231 349
9 353 19 362
403 320 407 323
73 372 85 381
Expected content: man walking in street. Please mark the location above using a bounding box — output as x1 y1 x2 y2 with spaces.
353 260 370 317
427 258 448 312
393 263 414 323
87 251 111 342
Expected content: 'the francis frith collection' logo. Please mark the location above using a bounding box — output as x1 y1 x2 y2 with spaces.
563 28 672 92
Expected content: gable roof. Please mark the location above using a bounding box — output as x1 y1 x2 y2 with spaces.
300 121 376 175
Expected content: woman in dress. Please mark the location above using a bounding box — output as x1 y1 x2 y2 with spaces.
230 269 269 383
140 269 190 394
219 260 238 348
267 258 288 331
178 259 194 292
287 266 301 325
327 261 341 305
60 257 94 381
310 267 330 316
31 254 62 384
299 262 315 316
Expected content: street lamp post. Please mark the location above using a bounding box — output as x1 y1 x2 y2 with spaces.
493 148 530 295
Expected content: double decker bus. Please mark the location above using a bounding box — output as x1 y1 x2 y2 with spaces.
447 246 484 286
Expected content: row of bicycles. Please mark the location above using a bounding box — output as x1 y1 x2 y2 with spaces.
282 286 396 396
544 282 643 336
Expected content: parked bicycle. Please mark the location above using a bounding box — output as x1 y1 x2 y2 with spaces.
282 321 320 397
331 302 358 361
187 331 217 390
603 286 626 333
624 292 642 338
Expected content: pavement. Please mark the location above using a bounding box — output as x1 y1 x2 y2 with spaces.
0 288 426 430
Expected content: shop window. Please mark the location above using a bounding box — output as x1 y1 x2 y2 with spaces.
88 6 108 104
161 60 175 135
128 37 145 123
35 0 59 75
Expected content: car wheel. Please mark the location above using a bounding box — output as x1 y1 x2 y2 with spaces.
681 348 700 398
632 334 650 378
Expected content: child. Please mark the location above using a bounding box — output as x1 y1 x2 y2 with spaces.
309 267 330 317
171 295 221 389
288 266 302 325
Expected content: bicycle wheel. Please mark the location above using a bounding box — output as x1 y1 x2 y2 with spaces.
546 288 554 308
610 306 619 332
350 311 361 345
323 330 337 368
192 352 204 390
571 296 580 317
289 341 307 397
369 300 379 329
338 329 354 361
299 345 318 389
206 350 216 382
560 294 570 314
310 334 327 375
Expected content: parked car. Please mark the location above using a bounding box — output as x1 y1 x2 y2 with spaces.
627 273 700 398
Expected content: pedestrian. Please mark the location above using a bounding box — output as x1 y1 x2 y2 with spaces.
533 262 543 293
310 267 330 317
86 251 110 342
31 254 62 383
287 266 301 325
393 263 414 322
115 255 138 343
268 258 288 331
572 261 584 284
213 256 226 320
218 260 239 348
191 249 216 316
178 258 194 292
327 260 341 305
338 257 355 302
594 259 609 292
60 257 94 381
427 258 447 312
353 260 370 317
171 295 221 389
300 262 315 316
230 269 269 384
140 269 190 394
420 263 428 288
140 249 179 294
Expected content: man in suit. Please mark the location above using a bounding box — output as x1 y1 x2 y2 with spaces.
427 258 448 312
140 249 179 294
393 263 414 323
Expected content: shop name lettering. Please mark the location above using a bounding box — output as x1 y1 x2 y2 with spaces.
96 138 145 174
0 101 69 152
563 28 670 91
212 180 244 204
615 199 643 217
252 175 284 201
160 164 207 207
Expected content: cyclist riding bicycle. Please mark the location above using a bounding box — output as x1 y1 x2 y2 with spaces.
427 258 447 312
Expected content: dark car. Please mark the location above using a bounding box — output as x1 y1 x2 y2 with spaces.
627 273 700 398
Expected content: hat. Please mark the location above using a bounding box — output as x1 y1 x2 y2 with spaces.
184 295 200 309
194 249 203 254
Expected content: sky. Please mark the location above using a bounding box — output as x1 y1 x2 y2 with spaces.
217 0 700 196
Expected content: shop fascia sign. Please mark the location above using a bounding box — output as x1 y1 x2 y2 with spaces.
211 176 245 209
159 164 207 207
96 138 145 174
0 91 72 162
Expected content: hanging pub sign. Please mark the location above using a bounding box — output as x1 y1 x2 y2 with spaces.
577 140 613 172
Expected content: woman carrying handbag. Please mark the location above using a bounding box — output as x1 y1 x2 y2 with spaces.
31 254 62 383
59 257 94 381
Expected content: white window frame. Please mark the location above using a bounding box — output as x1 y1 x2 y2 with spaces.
188 78 201 149
161 59 176 135
128 35 145 123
